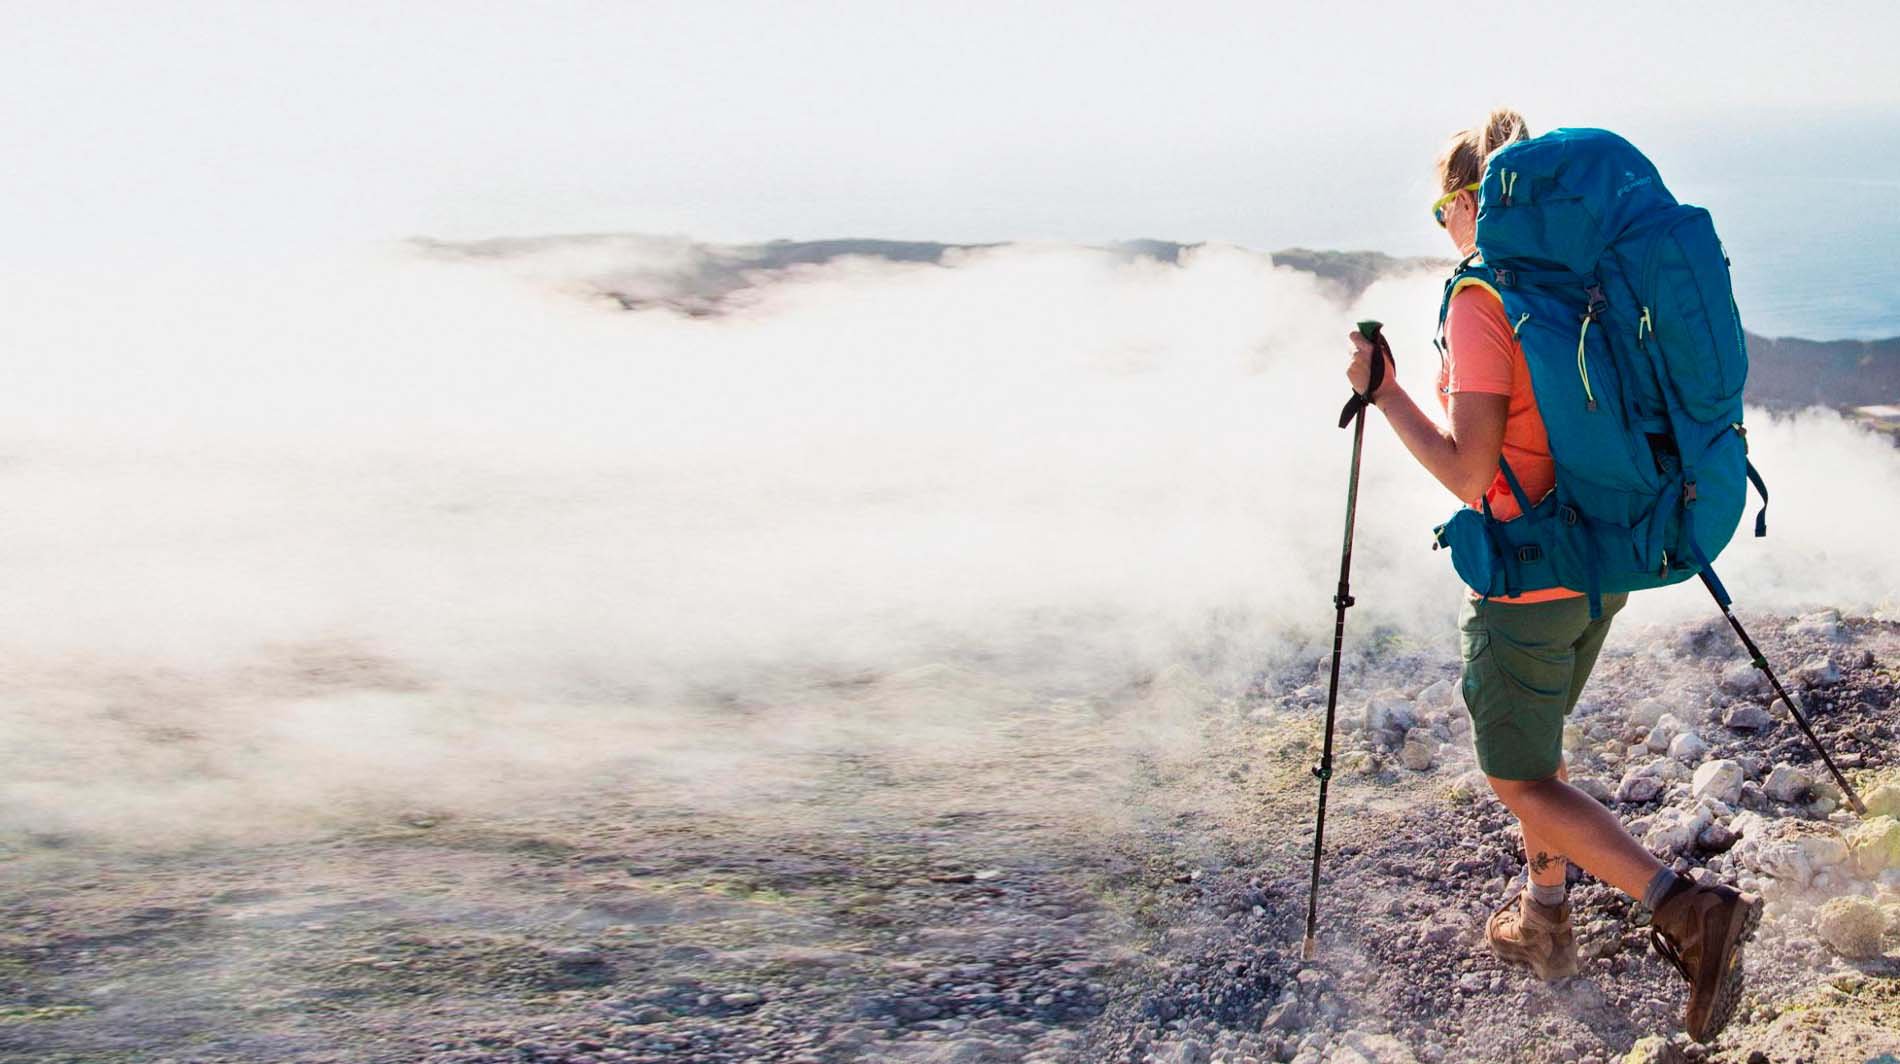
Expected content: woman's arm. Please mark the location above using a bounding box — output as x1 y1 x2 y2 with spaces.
1346 330 1508 503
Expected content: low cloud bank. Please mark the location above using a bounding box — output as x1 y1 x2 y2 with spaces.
1 240 1891 844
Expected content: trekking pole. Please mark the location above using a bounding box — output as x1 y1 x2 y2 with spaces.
1696 571 1867 815
1302 320 1391 961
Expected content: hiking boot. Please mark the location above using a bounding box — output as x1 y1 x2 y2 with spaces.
1486 891 1578 981
1649 879 1764 1043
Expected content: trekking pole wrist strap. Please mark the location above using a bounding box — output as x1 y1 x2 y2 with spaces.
1339 320 1394 428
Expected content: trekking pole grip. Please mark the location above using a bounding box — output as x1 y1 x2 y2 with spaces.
1339 320 1393 429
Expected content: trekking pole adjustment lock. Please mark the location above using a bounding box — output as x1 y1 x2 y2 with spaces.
1311 761 1333 782
1333 592 1355 610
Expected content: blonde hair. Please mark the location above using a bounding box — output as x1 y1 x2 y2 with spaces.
1435 108 1531 193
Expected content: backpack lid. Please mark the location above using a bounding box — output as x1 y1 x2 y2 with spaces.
1477 128 1678 275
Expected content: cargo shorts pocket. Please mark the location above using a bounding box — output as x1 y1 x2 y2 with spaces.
1459 598 1579 781
1457 601 1491 718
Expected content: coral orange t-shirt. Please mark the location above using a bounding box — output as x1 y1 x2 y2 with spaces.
1437 283 1582 603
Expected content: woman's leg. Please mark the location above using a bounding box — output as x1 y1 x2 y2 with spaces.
1464 591 1661 901
1490 770 1663 899
1518 758 1571 893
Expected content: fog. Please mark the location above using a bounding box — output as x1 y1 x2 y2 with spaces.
2 241 1893 846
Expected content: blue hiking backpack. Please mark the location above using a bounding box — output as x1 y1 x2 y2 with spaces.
1430 127 1769 618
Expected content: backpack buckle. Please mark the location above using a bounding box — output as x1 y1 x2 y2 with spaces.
1516 545 1543 564
1584 284 1608 322
1683 481 1699 505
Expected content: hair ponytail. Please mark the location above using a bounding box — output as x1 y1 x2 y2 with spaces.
1435 108 1531 193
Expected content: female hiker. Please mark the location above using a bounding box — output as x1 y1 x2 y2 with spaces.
1342 108 1761 1043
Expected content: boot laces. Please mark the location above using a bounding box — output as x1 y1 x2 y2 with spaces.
1650 927 1691 983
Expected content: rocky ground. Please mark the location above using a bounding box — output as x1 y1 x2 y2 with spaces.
2 609 1897 1064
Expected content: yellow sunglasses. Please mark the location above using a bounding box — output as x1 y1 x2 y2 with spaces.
1432 182 1481 227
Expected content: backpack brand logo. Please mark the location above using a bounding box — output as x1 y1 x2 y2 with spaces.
1616 170 1654 197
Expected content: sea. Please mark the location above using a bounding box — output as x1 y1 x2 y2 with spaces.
1695 174 1900 341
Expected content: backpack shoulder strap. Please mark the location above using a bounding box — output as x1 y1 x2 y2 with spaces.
1434 254 1504 355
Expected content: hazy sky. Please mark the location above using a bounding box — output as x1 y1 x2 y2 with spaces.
6 2 1899 263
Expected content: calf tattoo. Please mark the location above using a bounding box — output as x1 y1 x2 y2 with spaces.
1528 850 1560 875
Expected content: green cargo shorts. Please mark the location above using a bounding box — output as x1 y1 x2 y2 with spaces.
1458 591 1628 781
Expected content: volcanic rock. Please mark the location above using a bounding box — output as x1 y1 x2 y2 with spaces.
1794 655 1841 688
1365 690 1416 737
1646 714 1688 753
1719 660 1767 695
1668 732 1709 762
1864 782 1900 820
1846 816 1900 878
1814 896 1885 958
1763 763 1813 803
1616 769 1664 804
1690 760 1744 806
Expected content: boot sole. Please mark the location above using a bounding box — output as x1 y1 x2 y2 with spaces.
1489 938 1579 981
1694 891 1764 1043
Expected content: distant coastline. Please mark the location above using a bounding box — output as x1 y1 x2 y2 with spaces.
419 235 1899 423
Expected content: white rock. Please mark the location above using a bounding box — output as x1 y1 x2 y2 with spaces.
1627 698 1673 728
1794 655 1841 688
1668 732 1709 761
1417 678 1458 708
1763 763 1814 803
1787 609 1844 640
1646 714 1687 753
1722 703 1772 730
1644 807 1707 858
1616 768 1664 803
1744 821 1850 887
1796 831 1850 869
1652 759 1692 782
1401 728 1437 772
1719 659 1768 695
1691 760 1745 805
1753 838 1815 886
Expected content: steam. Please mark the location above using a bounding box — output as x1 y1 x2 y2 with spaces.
1 241 1893 845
